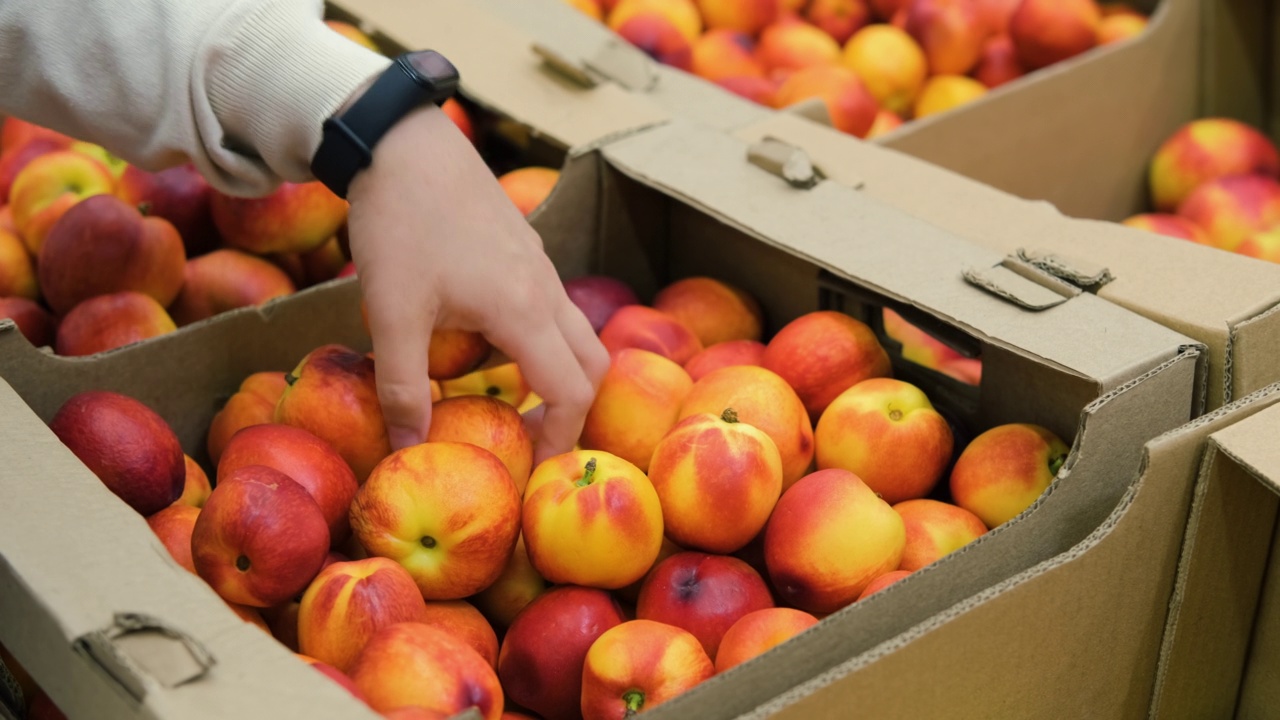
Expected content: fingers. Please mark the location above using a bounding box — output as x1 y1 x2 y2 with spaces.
556 297 611 393
362 279 437 452
485 307 597 466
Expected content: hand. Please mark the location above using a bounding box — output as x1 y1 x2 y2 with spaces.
346 104 609 464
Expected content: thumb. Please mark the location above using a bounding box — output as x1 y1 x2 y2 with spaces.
364 287 436 451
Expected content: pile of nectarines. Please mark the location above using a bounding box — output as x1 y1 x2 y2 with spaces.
36 269 1070 719
0 20 563 359
1121 118 1280 264
567 0 1150 138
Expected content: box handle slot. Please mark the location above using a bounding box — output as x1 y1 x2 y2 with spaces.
963 257 1081 311
74 613 214 702
747 138 824 189
533 40 659 92
1016 248 1114 289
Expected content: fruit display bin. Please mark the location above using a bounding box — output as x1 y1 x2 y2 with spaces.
458 0 1196 222
1 117 1203 719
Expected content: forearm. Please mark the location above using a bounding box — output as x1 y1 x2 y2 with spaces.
0 0 389 196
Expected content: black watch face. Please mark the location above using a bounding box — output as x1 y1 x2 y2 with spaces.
407 51 457 85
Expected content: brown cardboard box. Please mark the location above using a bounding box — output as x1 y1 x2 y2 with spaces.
459 0 1196 221
0 120 1202 719
1150 389 1280 719
718 383 1280 720
326 0 675 160
0 281 384 720
734 111 1280 413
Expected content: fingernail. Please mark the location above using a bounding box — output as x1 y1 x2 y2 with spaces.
388 426 422 451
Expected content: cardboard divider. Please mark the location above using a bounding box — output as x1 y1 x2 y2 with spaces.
0 279 367 465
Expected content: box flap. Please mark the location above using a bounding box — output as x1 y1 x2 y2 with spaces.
602 120 1197 389
1150 397 1280 718
472 0 772 132
328 0 671 151
733 112 1280 411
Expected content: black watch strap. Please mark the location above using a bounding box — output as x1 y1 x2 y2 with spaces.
311 52 459 198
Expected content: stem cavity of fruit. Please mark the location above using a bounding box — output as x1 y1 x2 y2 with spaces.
576 458 598 488
889 409 904 421
1049 453 1067 476
235 555 250 572
420 536 437 549
485 386 501 397
622 690 645 717
721 408 740 424
137 201 152 217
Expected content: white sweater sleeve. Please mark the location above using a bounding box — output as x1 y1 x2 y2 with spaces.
0 0 391 197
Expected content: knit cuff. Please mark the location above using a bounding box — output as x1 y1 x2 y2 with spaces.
203 0 390 193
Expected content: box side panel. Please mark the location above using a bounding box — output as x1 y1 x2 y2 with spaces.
1237 521 1280 720
1200 0 1271 131
1151 447 1278 718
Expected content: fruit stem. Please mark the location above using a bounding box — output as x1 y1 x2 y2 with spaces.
284 372 298 387
137 201 152 217
1049 453 1067 476
622 690 645 717
721 408 739 424
576 458 598 487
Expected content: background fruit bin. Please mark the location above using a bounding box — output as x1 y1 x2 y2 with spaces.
461 0 1197 223
0 118 1200 719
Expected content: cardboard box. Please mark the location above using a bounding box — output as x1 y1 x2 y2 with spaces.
715 382 1280 720
457 0 1197 221
0 281 385 720
734 111 1280 413
326 0 676 162
1149 387 1280 719
0 119 1202 719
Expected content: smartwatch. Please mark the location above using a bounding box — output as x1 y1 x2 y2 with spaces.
311 50 461 198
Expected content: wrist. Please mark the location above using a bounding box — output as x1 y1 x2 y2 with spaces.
311 52 461 199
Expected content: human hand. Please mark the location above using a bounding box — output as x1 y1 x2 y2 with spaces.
346 104 609 464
